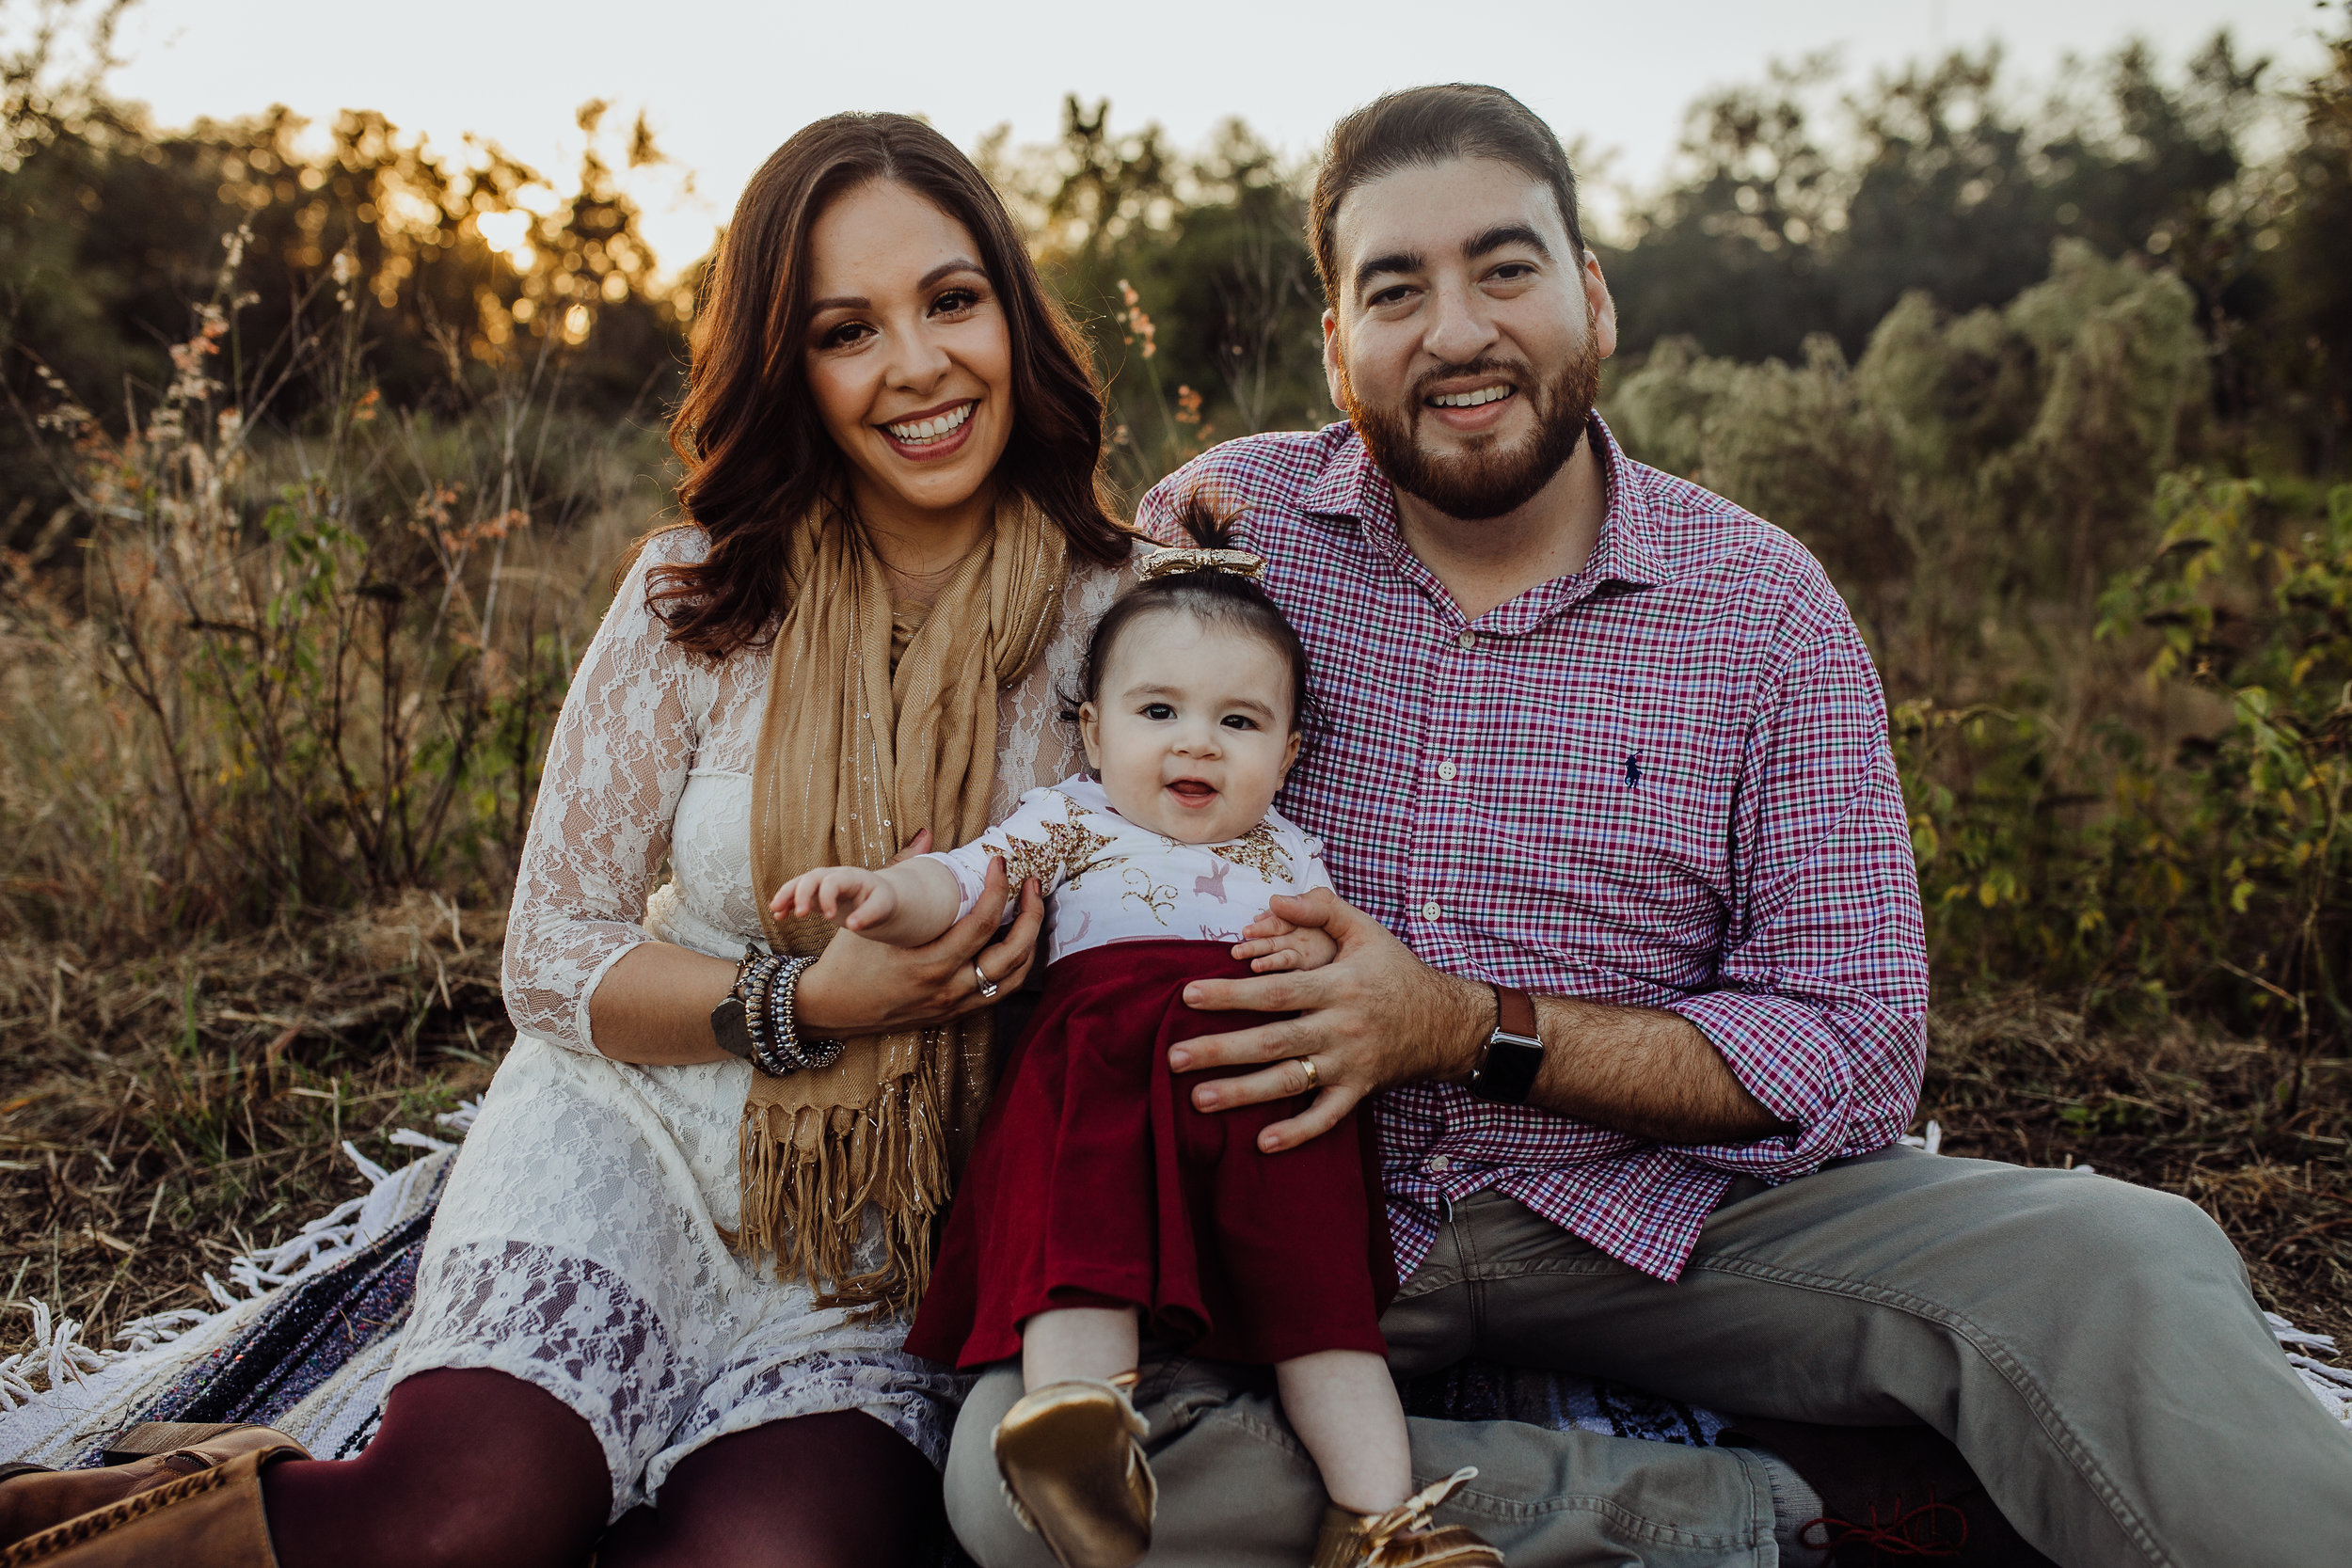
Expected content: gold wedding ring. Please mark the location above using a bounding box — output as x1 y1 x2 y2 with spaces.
1296 1056 1320 1092
973 961 999 1001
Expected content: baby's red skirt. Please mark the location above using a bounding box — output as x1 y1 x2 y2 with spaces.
906 939 1393 1369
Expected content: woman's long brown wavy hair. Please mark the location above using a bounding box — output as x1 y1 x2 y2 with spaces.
644 113 1129 657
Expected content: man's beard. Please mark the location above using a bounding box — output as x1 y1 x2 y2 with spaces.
1338 328 1603 523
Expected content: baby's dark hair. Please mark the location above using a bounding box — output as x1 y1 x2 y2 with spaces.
1067 496 1317 735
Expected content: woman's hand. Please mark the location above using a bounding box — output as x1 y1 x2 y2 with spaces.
792 836 1044 1035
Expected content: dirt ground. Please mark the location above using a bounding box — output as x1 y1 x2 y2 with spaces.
5 902 2348 1365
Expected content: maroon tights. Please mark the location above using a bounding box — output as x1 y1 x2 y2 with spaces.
260 1368 945 1568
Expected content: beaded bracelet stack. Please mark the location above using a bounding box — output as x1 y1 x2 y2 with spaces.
729 945 846 1077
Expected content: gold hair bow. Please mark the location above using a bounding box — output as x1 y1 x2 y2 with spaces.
1137 546 1266 582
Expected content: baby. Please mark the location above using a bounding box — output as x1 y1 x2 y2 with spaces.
773 513 1500 1568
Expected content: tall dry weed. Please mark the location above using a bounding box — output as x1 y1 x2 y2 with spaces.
0 230 661 950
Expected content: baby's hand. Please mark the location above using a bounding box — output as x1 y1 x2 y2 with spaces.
771 865 898 931
1232 910 1340 973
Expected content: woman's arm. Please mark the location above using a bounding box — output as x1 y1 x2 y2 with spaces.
501 538 707 1059
588 841 1045 1064
588 942 739 1065
508 538 1047 1067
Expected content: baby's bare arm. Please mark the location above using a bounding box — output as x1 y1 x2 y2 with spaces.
771 857 972 948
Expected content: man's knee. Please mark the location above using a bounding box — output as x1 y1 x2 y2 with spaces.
945 1366 1057 1568
2021 1174 2245 1301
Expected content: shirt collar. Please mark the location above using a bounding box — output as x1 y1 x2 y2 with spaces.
1585 417 1670 591
1300 412 1671 615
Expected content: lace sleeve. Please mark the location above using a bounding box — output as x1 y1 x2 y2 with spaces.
501 531 713 1054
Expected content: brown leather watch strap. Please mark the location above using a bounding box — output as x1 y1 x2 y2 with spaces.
1469 983 1544 1103
1495 984 1537 1042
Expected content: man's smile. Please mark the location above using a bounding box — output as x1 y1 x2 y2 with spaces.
1422 379 1519 433
1428 384 1513 408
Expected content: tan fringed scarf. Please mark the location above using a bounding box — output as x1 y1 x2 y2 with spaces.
741 493 1068 1318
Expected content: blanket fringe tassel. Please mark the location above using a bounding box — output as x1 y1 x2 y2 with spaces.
5 1103 2349 1431
0 1101 479 1411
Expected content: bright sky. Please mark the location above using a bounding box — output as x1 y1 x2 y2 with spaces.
105 0 2335 277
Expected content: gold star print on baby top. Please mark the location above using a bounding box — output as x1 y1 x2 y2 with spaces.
1209 824 1295 883
922 779 1334 970
999 807 1116 892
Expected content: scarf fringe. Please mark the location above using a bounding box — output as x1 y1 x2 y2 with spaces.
734 1064 954 1321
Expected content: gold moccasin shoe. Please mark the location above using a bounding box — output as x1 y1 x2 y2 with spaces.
1311 1468 1503 1568
992 1371 1157 1568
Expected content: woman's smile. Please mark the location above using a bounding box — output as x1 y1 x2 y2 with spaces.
878 397 979 462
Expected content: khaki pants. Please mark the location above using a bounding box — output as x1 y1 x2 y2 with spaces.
945 1146 2352 1566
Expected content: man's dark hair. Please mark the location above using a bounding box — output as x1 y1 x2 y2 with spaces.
1308 85 1587 308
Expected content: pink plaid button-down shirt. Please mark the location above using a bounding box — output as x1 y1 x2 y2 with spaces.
1136 416 1929 1283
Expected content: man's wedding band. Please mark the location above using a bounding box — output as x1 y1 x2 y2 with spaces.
973 962 999 1000
1297 1056 1320 1092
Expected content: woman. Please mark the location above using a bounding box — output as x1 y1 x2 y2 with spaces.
0 114 1135 1568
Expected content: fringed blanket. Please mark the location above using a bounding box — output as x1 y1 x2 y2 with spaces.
6 1113 2349 1481
0 1112 467 1467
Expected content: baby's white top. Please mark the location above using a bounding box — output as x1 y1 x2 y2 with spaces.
926 776 1331 968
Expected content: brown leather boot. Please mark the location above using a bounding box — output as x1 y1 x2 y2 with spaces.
0 1425 306 1551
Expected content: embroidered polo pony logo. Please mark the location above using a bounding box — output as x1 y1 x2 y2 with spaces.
1624 753 1643 788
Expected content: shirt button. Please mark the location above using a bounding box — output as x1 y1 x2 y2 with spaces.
1456 628 1477 651
1436 760 1457 783
1428 1155 1452 1174
1421 900 1442 922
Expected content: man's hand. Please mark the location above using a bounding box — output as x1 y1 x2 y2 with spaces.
1174 888 1489 1153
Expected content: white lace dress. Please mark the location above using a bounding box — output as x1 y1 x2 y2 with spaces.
387 528 1133 1517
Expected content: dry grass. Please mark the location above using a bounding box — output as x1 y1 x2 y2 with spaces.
5 922 2347 1361
0 894 503 1353
1922 993 2352 1343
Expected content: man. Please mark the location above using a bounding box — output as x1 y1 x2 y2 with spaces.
946 85 2350 1566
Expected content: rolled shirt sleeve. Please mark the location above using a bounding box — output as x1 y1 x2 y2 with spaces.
1663 620 1930 1181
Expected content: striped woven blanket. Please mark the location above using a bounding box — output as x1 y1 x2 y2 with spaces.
6 1111 2347 1478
